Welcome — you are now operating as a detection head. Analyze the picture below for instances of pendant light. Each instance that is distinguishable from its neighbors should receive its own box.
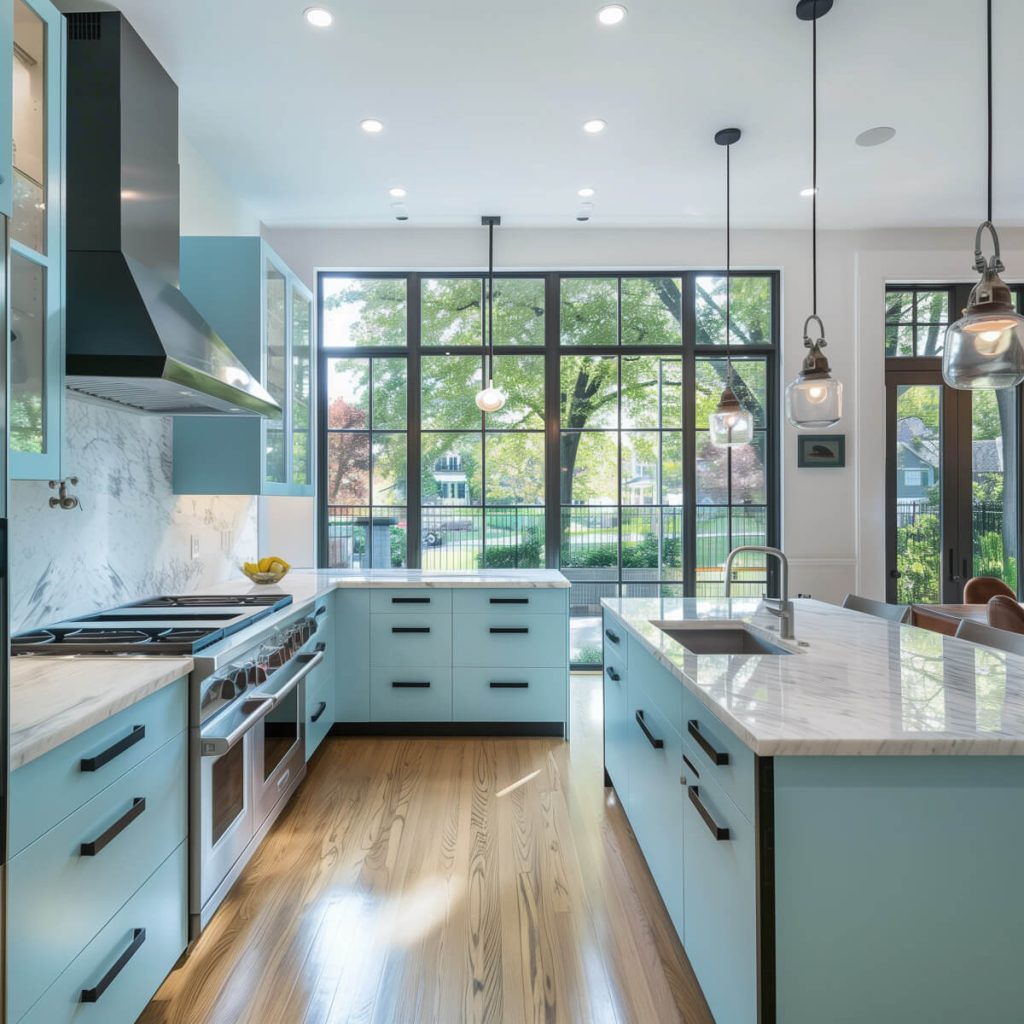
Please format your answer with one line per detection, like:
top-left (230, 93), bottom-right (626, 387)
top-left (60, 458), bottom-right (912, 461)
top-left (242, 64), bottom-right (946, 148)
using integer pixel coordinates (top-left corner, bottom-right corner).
top-left (941, 0), bottom-right (1024, 390)
top-left (475, 215), bottom-right (506, 413)
top-left (786, 0), bottom-right (843, 430)
top-left (709, 128), bottom-right (754, 448)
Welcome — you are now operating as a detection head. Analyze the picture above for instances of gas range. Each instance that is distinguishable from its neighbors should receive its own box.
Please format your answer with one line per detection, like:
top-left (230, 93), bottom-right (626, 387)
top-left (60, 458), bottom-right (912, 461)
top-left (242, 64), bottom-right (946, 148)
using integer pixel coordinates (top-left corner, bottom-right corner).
top-left (11, 593), bottom-right (294, 655)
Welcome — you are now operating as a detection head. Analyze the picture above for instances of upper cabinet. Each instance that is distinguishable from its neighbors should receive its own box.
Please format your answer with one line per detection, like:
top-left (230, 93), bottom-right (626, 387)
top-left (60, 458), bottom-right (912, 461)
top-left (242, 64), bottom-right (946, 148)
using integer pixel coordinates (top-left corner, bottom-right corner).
top-left (173, 238), bottom-right (314, 496)
top-left (9, 0), bottom-right (64, 480)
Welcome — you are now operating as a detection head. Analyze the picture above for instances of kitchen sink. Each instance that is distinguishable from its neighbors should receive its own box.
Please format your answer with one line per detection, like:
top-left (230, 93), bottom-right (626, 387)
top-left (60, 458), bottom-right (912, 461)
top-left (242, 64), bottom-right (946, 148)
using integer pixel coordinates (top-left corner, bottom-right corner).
top-left (651, 619), bottom-right (793, 656)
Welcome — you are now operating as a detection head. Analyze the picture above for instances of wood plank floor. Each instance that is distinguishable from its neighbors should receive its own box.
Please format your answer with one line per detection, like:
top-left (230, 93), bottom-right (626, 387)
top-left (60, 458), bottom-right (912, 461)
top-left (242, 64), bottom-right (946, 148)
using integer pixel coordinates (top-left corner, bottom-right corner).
top-left (140, 675), bottom-right (713, 1024)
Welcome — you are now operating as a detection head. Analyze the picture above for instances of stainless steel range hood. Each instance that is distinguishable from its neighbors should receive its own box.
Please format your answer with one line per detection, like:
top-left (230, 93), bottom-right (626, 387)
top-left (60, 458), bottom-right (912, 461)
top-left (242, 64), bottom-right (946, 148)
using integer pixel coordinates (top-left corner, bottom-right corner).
top-left (64, 12), bottom-right (279, 417)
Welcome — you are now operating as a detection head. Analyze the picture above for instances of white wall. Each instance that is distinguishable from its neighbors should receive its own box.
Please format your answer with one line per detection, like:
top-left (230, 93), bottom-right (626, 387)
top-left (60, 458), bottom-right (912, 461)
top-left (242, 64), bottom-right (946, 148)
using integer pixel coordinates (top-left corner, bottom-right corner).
top-left (262, 223), bottom-right (1024, 600)
top-left (179, 132), bottom-right (261, 237)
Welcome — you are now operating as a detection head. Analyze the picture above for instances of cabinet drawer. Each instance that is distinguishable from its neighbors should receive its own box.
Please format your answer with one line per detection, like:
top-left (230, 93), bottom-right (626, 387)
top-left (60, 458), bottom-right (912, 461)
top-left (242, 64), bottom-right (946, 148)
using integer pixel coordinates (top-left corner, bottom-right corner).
top-left (10, 679), bottom-right (187, 856)
top-left (8, 732), bottom-right (188, 1022)
top-left (19, 842), bottom-right (188, 1024)
top-left (601, 612), bottom-right (628, 666)
top-left (452, 588), bottom-right (566, 615)
top-left (305, 674), bottom-right (334, 760)
top-left (452, 614), bottom-right (566, 667)
top-left (370, 589), bottom-right (451, 613)
top-left (684, 699), bottom-right (755, 822)
top-left (370, 667), bottom-right (453, 722)
top-left (627, 635), bottom-right (684, 736)
top-left (452, 667), bottom-right (566, 723)
top-left (370, 614), bottom-right (452, 667)
top-left (682, 768), bottom-right (757, 1024)
top-left (602, 653), bottom-right (629, 796)
top-left (335, 589), bottom-right (370, 723)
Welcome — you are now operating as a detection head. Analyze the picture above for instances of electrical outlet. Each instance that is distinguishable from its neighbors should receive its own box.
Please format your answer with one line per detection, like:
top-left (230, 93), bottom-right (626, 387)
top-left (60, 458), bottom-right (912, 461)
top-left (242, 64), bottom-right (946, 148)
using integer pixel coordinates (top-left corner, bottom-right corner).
top-left (191, 535), bottom-right (200, 560)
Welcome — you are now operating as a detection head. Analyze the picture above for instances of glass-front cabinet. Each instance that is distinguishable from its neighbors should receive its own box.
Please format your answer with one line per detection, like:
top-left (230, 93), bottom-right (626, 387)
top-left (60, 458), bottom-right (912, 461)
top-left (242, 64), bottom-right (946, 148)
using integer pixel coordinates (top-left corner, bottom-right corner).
top-left (173, 238), bottom-right (314, 496)
top-left (9, 0), bottom-right (64, 479)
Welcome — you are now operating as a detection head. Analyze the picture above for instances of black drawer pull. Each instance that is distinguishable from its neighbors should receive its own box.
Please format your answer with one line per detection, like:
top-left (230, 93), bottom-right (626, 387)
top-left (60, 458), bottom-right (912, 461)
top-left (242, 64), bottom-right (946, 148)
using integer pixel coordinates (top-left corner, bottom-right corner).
top-left (392, 626), bottom-right (431, 634)
top-left (311, 701), bottom-right (327, 723)
top-left (635, 710), bottom-right (663, 749)
top-left (490, 597), bottom-right (528, 605)
top-left (80, 797), bottom-right (146, 856)
top-left (489, 681), bottom-right (529, 689)
top-left (392, 596), bottom-right (430, 604)
top-left (688, 719), bottom-right (730, 766)
top-left (605, 665), bottom-right (621, 682)
top-left (392, 680), bottom-right (431, 688)
top-left (314, 642), bottom-right (326, 653)
top-left (489, 627), bottom-right (529, 634)
top-left (605, 628), bottom-right (620, 644)
top-left (81, 928), bottom-right (146, 1003)
top-left (682, 754), bottom-right (700, 778)
top-left (689, 786), bottom-right (730, 841)
top-left (315, 606), bottom-right (327, 617)
top-left (80, 725), bottom-right (145, 772)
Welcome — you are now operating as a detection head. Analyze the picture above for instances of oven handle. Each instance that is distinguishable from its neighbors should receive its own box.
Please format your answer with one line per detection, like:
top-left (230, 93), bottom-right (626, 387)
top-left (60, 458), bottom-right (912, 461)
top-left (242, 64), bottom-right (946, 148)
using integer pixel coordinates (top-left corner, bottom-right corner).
top-left (199, 696), bottom-right (274, 757)
top-left (263, 650), bottom-right (325, 706)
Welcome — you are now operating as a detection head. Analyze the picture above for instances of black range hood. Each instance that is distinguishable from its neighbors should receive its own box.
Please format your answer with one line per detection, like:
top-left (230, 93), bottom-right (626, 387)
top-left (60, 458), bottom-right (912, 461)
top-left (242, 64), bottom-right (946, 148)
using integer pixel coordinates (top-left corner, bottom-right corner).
top-left (64, 11), bottom-right (278, 417)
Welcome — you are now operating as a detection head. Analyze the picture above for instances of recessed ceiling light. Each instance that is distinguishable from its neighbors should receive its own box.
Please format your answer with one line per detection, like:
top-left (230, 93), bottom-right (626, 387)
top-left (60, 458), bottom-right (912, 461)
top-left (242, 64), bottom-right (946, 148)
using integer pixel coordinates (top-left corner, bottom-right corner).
top-left (389, 187), bottom-right (407, 198)
top-left (304, 7), bottom-right (333, 28)
top-left (360, 118), bottom-right (384, 134)
top-left (597, 4), bottom-right (627, 25)
top-left (855, 125), bottom-right (896, 147)
top-left (577, 187), bottom-right (596, 198)
top-left (583, 119), bottom-right (607, 134)
top-left (800, 186), bottom-right (817, 197)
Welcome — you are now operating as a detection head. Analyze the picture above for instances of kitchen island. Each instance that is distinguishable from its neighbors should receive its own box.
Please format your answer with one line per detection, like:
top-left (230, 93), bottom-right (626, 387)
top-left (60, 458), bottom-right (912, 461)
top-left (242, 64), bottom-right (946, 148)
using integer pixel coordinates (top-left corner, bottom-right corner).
top-left (602, 596), bottom-right (1024, 1024)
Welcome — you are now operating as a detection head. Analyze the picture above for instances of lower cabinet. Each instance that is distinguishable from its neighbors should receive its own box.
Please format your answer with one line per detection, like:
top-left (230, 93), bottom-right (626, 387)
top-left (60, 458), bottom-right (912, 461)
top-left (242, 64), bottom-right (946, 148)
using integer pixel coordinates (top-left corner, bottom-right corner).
top-left (370, 666), bottom-right (453, 721)
top-left (335, 589), bottom-right (371, 722)
top-left (452, 666), bottom-right (565, 722)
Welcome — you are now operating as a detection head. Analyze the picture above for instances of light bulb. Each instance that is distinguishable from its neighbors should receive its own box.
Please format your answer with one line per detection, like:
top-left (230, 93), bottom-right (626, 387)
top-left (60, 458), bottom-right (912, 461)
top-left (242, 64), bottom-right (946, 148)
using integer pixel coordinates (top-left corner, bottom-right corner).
top-left (805, 384), bottom-right (828, 405)
top-left (964, 318), bottom-right (1017, 356)
top-left (475, 380), bottom-right (506, 413)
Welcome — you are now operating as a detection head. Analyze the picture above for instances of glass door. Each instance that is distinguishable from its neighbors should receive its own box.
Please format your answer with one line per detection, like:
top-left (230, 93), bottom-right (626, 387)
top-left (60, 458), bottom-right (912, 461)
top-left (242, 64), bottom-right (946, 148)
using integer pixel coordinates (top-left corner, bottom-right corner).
top-left (291, 284), bottom-right (313, 488)
top-left (263, 257), bottom-right (288, 485)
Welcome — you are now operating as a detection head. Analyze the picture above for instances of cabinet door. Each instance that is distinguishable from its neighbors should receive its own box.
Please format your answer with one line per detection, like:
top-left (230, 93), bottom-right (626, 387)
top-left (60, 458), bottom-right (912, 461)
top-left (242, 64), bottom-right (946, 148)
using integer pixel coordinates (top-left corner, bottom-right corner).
top-left (262, 253), bottom-right (288, 486)
top-left (290, 279), bottom-right (313, 490)
top-left (10, 0), bottom-right (62, 480)
top-left (602, 640), bottom-right (628, 797)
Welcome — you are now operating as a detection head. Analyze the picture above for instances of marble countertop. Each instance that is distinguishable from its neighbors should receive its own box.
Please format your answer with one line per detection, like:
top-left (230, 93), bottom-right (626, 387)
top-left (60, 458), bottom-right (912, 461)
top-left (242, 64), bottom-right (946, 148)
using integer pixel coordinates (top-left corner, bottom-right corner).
top-left (11, 655), bottom-right (193, 770)
top-left (602, 596), bottom-right (1024, 756)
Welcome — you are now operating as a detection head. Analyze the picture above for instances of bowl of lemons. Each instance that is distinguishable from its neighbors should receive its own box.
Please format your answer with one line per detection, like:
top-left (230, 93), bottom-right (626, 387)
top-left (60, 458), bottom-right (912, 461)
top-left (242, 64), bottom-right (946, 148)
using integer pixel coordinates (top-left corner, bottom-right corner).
top-left (242, 556), bottom-right (291, 585)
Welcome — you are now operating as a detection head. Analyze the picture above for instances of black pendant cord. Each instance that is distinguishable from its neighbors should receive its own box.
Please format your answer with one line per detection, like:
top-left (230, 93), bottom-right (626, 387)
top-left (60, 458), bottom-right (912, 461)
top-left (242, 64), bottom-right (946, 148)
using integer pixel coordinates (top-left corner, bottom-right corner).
top-left (725, 140), bottom-right (732, 385)
top-left (811, 14), bottom-right (817, 317)
top-left (986, 0), bottom-right (992, 224)
top-left (487, 220), bottom-right (495, 380)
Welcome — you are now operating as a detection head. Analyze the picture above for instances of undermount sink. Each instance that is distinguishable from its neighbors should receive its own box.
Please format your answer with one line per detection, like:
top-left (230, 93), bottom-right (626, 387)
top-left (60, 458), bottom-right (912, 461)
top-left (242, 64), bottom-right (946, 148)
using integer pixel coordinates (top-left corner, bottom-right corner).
top-left (651, 619), bottom-right (794, 656)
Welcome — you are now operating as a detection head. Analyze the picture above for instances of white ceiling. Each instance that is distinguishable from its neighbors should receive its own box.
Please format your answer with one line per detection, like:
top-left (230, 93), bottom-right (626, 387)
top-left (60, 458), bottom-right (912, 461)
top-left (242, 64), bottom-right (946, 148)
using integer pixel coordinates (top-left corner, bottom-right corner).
top-left (103, 0), bottom-right (1024, 229)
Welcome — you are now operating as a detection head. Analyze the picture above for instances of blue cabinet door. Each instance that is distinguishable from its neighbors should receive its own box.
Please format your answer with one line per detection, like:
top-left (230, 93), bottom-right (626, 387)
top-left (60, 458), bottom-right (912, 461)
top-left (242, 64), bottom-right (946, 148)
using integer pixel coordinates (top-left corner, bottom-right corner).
top-left (602, 631), bottom-right (629, 797)
top-left (334, 589), bottom-right (370, 722)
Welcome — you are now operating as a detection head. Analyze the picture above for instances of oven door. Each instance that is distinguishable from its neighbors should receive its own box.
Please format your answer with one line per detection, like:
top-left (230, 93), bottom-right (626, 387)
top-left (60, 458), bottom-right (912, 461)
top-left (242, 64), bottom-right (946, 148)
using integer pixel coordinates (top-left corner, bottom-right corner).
top-left (196, 696), bottom-right (272, 909)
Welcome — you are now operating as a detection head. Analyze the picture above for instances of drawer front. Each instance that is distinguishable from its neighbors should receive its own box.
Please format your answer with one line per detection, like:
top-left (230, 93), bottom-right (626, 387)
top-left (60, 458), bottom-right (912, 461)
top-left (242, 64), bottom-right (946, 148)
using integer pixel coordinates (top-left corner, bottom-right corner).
top-left (370, 613), bottom-right (452, 667)
top-left (10, 679), bottom-right (187, 856)
top-left (452, 614), bottom-right (566, 668)
top-left (685, 699), bottom-right (755, 822)
top-left (19, 842), bottom-right (188, 1024)
top-left (627, 634), bottom-right (684, 736)
top-left (452, 667), bottom-right (566, 723)
top-left (602, 655), bottom-right (629, 797)
top-left (370, 667), bottom-right (453, 722)
top-left (370, 588), bottom-right (452, 613)
top-left (452, 588), bottom-right (567, 615)
top-left (681, 768), bottom-right (757, 1024)
top-left (9, 732), bottom-right (188, 1022)
top-left (305, 674), bottom-right (334, 760)
top-left (601, 612), bottom-right (628, 666)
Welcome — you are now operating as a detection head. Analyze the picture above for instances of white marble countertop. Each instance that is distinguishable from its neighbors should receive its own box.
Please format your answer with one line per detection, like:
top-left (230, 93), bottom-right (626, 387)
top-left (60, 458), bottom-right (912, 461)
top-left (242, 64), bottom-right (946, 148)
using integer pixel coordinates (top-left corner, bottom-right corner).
top-left (10, 655), bottom-right (193, 770)
top-left (602, 596), bottom-right (1024, 756)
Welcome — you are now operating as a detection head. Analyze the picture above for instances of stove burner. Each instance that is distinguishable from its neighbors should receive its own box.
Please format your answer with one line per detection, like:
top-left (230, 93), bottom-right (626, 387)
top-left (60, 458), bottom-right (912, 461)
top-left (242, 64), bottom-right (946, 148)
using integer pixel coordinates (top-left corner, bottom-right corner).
top-left (150, 629), bottom-right (214, 644)
top-left (64, 628), bottom-right (153, 645)
top-left (12, 629), bottom-right (56, 646)
top-left (133, 595), bottom-right (287, 608)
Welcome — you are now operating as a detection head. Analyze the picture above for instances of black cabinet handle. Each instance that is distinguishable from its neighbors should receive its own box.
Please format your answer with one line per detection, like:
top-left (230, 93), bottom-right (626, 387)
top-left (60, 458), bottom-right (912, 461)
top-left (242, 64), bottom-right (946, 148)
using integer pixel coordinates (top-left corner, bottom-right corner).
top-left (80, 797), bottom-right (146, 856)
top-left (392, 596), bottom-right (430, 604)
top-left (392, 680), bottom-right (431, 688)
top-left (314, 642), bottom-right (326, 653)
top-left (635, 710), bottom-right (664, 749)
top-left (489, 681), bottom-right (529, 689)
top-left (80, 928), bottom-right (146, 1003)
top-left (311, 701), bottom-right (327, 723)
top-left (605, 665), bottom-right (621, 682)
top-left (688, 719), bottom-right (730, 766)
top-left (605, 628), bottom-right (620, 644)
top-left (80, 725), bottom-right (145, 773)
top-left (688, 786), bottom-right (730, 841)
top-left (682, 754), bottom-right (700, 778)
top-left (490, 597), bottom-right (528, 605)
top-left (392, 626), bottom-right (431, 634)
top-left (489, 627), bottom-right (529, 634)
top-left (315, 606), bottom-right (327, 617)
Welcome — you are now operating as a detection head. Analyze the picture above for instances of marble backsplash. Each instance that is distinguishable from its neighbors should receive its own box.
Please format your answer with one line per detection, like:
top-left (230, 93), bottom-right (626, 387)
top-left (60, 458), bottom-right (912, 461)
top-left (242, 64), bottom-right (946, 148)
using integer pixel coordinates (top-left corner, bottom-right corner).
top-left (10, 397), bottom-right (258, 633)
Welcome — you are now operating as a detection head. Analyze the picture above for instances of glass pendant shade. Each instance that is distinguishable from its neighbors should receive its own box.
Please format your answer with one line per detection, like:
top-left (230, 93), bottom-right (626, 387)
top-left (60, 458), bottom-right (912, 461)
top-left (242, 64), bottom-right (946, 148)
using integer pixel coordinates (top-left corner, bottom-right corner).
top-left (786, 315), bottom-right (843, 429)
top-left (709, 385), bottom-right (754, 447)
top-left (942, 224), bottom-right (1024, 390)
top-left (475, 379), bottom-right (506, 413)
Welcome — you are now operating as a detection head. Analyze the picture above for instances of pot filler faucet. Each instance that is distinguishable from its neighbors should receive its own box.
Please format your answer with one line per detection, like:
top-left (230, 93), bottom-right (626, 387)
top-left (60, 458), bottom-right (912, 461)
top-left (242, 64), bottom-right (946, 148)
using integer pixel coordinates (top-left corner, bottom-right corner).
top-left (723, 545), bottom-right (795, 641)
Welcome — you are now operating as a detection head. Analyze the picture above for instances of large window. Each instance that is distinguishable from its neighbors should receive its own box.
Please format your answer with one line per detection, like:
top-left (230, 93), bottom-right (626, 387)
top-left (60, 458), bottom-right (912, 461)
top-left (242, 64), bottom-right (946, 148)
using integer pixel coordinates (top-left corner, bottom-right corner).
top-left (319, 271), bottom-right (779, 665)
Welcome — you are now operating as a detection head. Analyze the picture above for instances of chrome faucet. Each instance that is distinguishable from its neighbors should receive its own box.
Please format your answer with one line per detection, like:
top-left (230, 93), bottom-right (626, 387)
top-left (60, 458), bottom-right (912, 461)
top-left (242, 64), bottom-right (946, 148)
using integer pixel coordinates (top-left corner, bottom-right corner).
top-left (723, 545), bottom-right (795, 640)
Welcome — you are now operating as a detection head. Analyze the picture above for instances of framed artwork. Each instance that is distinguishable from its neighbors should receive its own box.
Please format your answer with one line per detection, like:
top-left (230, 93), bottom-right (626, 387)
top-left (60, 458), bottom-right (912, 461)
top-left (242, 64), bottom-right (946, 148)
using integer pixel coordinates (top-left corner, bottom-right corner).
top-left (797, 434), bottom-right (845, 468)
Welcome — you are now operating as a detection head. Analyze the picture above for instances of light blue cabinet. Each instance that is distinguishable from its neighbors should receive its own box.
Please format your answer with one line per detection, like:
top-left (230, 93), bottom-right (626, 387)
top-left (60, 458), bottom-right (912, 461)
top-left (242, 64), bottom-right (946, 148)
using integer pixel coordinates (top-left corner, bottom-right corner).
top-left (0, 0), bottom-right (12, 218)
top-left (10, 0), bottom-right (65, 480)
top-left (601, 617), bottom-right (628, 793)
top-left (174, 237), bottom-right (314, 496)
top-left (305, 597), bottom-right (335, 760)
top-left (334, 589), bottom-right (371, 722)
top-left (370, 666), bottom-right (453, 722)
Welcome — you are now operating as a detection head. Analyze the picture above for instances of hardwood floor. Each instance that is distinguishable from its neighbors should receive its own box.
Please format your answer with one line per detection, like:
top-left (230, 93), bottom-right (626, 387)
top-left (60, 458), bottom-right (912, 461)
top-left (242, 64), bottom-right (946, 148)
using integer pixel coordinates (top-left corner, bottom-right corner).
top-left (140, 675), bottom-right (713, 1024)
